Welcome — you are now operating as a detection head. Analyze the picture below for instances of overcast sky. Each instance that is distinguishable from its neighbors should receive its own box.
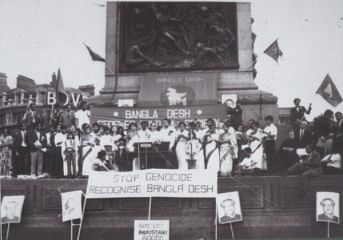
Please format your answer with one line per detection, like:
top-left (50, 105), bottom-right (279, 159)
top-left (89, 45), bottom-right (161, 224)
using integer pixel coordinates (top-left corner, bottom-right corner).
top-left (0, 0), bottom-right (342, 120)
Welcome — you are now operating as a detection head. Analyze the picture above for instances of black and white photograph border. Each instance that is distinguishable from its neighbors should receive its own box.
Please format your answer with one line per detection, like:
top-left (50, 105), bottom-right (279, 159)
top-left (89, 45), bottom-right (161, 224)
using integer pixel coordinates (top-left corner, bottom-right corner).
top-left (0, 0), bottom-right (343, 239)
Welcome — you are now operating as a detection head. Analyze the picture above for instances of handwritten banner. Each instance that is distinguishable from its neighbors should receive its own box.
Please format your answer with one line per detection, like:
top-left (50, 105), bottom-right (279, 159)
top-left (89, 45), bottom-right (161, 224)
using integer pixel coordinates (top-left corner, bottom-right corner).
top-left (86, 169), bottom-right (217, 199)
top-left (134, 220), bottom-right (169, 240)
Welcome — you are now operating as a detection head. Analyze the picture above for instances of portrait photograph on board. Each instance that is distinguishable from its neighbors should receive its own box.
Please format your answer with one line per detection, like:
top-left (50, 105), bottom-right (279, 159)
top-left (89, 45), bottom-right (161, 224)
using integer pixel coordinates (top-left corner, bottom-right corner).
top-left (61, 190), bottom-right (83, 222)
top-left (1, 195), bottom-right (25, 224)
top-left (316, 192), bottom-right (340, 224)
top-left (217, 191), bottom-right (243, 224)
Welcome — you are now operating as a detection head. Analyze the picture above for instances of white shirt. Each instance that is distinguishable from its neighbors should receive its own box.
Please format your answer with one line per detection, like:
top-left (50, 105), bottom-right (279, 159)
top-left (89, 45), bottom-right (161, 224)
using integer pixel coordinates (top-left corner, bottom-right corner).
top-left (322, 154), bottom-right (342, 169)
top-left (54, 132), bottom-right (66, 147)
top-left (75, 110), bottom-right (91, 129)
top-left (149, 131), bottom-right (161, 143)
top-left (100, 135), bottom-right (114, 147)
top-left (239, 156), bottom-right (257, 169)
top-left (137, 129), bottom-right (152, 142)
top-left (21, 130), bottom-right (27, 147)
top-left (159, 126), bottom-right (176, 142)
top-left (194, 129), bottom-right (206, 141)
top-left (263, 124), bottom-right (278, 140)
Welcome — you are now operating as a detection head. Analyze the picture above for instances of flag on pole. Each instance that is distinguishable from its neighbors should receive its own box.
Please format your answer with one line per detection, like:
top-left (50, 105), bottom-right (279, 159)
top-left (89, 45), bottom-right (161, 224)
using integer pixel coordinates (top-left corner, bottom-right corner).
top-left (56, 69), bottom-right (67, 106)
top-left (316, 74), bottom-right (343, 107)
top-left (84, 43), bottom-right (105, 62)
top-left (264, 39), bottom-right (283, 62)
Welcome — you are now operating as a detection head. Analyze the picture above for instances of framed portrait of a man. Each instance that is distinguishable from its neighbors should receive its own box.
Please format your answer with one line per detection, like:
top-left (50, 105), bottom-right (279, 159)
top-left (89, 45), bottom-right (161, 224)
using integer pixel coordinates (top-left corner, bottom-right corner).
top-left (1, 195), bottom-right (25, 224)
top-left (221, 94), bottom-right (237, 109)
top-left (217, 191), bottom-right (243, 224)
top-left (61, 190), bottom-right (83, 222)
top-left (316, 192), bottom-right (340, 224)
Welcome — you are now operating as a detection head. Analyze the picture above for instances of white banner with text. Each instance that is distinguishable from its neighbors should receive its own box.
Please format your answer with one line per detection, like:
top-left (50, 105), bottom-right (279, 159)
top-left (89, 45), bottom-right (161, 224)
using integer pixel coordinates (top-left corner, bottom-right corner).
top-left (86, 169), bottom-right (217, 199)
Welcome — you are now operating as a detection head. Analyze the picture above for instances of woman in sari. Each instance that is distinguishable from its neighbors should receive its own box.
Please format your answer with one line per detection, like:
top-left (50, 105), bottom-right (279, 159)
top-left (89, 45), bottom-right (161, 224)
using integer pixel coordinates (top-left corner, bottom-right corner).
top-left (81, 125), bottom-right (96, 176)
top-left (182, 129), bottom-right (204, 169)
top-left (0, 128), bottom-right (13, 176)
top-left (172, 122), bottom-right (189, 170)
top-left (218, 123), bottom-right (235, 176)
top-left (246, 120), bottom-right (266, 172)
top-left (126, 123), bottom-right (140, 170)
top-left (203, 124), bottom-right (220, 172)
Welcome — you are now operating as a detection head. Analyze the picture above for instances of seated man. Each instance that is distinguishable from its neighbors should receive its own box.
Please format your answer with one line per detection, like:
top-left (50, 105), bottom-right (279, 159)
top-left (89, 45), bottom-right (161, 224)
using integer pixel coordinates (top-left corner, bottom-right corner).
top-left (278, 130), bottom-right (299, 172)
top-left (321, 146), bottom-right (342, 175)
top-left (236, 147), bottom-right (264, 176)
top-left (287, 144), bottom-right (322, 198)
top-left (287, 144), bottom-right (322, 176)
top-left (92, 150), bottom-right (113, 172)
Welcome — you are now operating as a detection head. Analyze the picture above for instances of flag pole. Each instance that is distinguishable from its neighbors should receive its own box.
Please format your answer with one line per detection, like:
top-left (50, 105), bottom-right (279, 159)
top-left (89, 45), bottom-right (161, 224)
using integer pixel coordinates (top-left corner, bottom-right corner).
top-left (215, 203), bottom-right (218, 240)
top-left (310, 93), bottom-right (317, 104)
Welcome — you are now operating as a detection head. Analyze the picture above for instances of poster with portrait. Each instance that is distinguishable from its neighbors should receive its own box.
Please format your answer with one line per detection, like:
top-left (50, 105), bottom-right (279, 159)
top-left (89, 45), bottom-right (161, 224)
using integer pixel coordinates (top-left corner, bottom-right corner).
top-left (61, 190), bottom-right (83, 222)
top-left (217, 191), bottom-right (243, 224)
top-left (221, 94), bottom-right (237, 108)
top-left (316, 192), bottom-right (340, 224)
top-left (1, 195), bottom-right (25, 224)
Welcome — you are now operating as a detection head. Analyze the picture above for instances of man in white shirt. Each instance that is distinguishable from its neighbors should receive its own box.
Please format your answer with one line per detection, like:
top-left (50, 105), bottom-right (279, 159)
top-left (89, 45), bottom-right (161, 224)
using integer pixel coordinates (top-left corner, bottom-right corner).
top-left (54, 125), bottom-right (66, 178)
top-left (193, 121), bottom-right (206, 142)
top-left (322, 147), bottom-right (342, 175)
top-left (159, 119), bottom-right (175, 143)
top-left (263, 115), bottom-right (278, 173)
top-left (137, 121), bottom-right (152, 142)
top-left (149, 122), bottom-right (161, 143)
top-left (75, 102), bottom-right (91, 130)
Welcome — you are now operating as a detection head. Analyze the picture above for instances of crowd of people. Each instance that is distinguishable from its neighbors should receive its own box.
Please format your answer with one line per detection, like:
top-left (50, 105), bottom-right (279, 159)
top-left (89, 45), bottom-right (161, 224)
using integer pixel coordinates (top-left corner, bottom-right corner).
top-left (0, 98), bottom-right (342, 180)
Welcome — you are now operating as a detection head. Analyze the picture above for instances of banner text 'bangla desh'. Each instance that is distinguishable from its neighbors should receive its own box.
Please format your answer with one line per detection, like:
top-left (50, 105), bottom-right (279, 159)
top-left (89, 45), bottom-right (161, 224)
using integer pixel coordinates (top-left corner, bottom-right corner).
top-left (86, 169), bottom-right (218, 199)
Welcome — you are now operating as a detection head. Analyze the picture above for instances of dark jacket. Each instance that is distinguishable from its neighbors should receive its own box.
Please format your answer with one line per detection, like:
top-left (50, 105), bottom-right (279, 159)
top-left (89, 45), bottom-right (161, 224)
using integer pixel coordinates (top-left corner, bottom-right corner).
top-left (26, 130), bottom-right (46, 152)
top-left (13, 130), bottom-right (28, 150)
top-left (23, 110), bottom-right (40, 126)
top-left (306, 151), bottom-right (322, 174)
top-left (290, 106), bottom-right (310, 126)
top-left (295, 128), bottom-right (313, 148)
top-left (317, 213), bottom-right (339, 223)
top-left (220, 214), bottom-right (242, 223)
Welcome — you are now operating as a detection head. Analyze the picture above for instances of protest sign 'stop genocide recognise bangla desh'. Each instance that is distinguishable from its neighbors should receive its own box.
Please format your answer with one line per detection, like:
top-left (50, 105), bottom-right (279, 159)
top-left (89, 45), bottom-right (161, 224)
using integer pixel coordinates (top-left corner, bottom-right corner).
top-left (86, 169), bottom-right (218, 199)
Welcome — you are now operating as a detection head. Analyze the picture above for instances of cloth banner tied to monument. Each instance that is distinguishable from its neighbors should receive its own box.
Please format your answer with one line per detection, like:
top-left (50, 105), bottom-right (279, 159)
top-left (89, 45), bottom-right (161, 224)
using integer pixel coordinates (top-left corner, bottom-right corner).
top-left (91, 104), bottom-right (227, 129)
top-left (86, 169), bottom-right (218, 199)
top-left (138, 73), bottom-right (218, 107)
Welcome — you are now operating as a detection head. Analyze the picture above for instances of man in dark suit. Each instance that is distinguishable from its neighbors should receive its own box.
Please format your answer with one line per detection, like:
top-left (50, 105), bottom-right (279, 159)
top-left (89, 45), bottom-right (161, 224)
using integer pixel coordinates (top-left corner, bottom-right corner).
top-left (335, 112), bottom-right (343, 134)
top-left (22, 103), bottom-right (40, 127)
top-left (13, 123), bottom-right (30, 176)
top-left (287, 144), bottom-right (322, 198)
top-left (290, 98), bottom-right (312, 131)
top-left (334, 111), bottom-right (343, 156)
top-left (294, 121), bottom-right (313, 148)
top-left (219, 199), bottom-right (242, 223)
top-left (27, 123), bottom-right (45, 176)
top-left (317, 198), bottom-right (339, 224)
top-left (278, 130), bottom-right (299, 172)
